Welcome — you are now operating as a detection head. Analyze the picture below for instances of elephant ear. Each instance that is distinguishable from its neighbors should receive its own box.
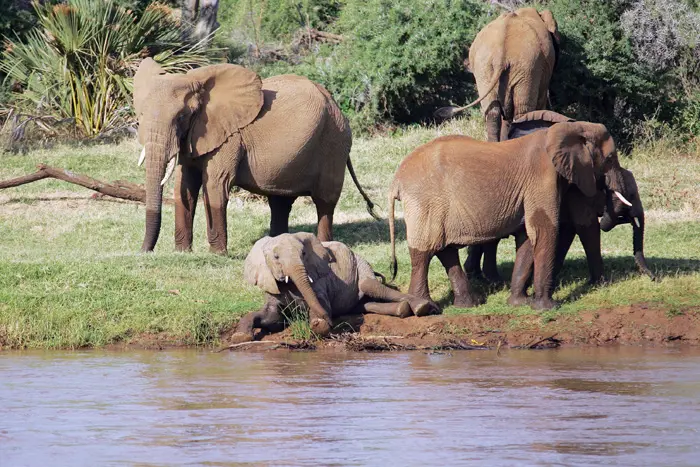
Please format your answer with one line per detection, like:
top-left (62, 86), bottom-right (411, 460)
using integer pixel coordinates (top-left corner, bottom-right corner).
top-left (539, 10), bottom-right (560, 43)
top-left (133, 58), bottom-right (166, 117)
top-left (295, 232), bottom-right (334, 280)
top-left (546, 122), bottom-right (597, 198)
top-left (244, 236), bottom-right (280, 295)
top-left (186, 64), bottom-right (264, 158)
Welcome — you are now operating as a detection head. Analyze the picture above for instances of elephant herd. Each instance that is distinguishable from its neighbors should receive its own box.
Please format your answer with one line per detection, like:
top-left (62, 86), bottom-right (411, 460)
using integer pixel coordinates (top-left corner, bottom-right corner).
top-left (132, 7), bottom-right (655, 340)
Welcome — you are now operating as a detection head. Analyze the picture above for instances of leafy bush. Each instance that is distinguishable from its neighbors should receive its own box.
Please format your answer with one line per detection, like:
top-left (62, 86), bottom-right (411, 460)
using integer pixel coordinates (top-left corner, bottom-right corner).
top-left (253, 0), bottom-right (490, 131)
top-left (1, 0), bottom-right (219, 137)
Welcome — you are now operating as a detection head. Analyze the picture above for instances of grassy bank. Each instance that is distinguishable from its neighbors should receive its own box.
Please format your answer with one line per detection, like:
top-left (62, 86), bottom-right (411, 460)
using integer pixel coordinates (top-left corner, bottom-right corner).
top-left (1, 117), bottom-right (699, 349)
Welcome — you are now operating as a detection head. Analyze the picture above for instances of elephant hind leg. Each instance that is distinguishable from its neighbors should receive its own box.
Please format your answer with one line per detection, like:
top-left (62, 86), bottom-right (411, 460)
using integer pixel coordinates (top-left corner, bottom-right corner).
top-left (464, 245), bottom-right (484, 279)
top-left (363, 301), bottom-right (413, 318)
top-left (313, 198), bottom-right (336, 242)
top-left (485, 100), bottom-right (503, 142)
top-left (268, 196), bottom-right (296, 237)
top-left (408, 247), bottom-right (434, 302)
top-left (436, 247), bottom-right (481, 308)
top-left (359, 278), bottom-right (439, 317)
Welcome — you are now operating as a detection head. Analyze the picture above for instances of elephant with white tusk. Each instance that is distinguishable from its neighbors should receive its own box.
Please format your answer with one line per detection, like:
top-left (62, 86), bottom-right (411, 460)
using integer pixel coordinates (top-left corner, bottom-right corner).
top-left (132, 58), bottom-right (377, 255)
top-left (388, 121), bottom-right (629, 310)
top-left (459, 111), bottom-right (656, 305)
top-left (231, 232), bottom-right (438, 343)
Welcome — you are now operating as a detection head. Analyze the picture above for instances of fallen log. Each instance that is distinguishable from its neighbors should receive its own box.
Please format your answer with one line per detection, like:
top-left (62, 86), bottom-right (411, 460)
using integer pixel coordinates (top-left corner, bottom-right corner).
top-left (0, 164), bottom-right (161, 204)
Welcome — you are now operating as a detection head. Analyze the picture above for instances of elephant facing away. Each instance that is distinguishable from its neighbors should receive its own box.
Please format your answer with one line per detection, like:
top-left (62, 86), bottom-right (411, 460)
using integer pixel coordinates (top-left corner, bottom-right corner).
top-left (464, 111), bottom-right (655, 298)
top-left (388, 121), bottom-right (628, 310)
top-left (435, 8), bottom-right (560, 142)
top-left (231, 232), bottom-right (438, 342)
top-left (133, 58), bottom-right (376, 254)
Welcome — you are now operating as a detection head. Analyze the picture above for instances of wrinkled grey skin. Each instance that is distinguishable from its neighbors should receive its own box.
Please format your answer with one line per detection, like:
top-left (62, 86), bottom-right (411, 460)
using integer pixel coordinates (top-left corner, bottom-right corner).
top-left (231, 232), bottom-right (438, 343)
top-left (463, 110), bottom-right (655, 304)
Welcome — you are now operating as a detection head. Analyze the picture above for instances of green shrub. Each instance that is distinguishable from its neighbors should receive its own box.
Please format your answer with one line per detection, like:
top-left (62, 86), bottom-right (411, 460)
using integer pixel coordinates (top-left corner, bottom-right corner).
top-left (1, 0), bottom-right (220, 137)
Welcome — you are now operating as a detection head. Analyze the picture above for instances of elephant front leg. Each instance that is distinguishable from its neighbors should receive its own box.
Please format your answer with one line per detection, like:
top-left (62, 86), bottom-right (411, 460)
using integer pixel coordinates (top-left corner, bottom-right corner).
top-left (463, 245), bottom-right (484, 279)
top-left (553, 223), bottom-right (577, 281)
top-left (576, 222), bottom-right (604, 284)
top-left (202, 174), bottom-right (230, 255)
top-left (481, 240), bottom-right (503, 284)
top-left (230, 298), bottom-right (283, 343)
top-left (436, 246), bottom-right (480, 308)
top-left (362, 301), bottom-right (413, 318)
top-left (174, 165), bottom-right (202, 252)
top-left (508, 231), bottom-right (533, 307)
top-left (359, 278), bottom-right (439, 317)
top-left (529, 227), bottom-right (558, 311)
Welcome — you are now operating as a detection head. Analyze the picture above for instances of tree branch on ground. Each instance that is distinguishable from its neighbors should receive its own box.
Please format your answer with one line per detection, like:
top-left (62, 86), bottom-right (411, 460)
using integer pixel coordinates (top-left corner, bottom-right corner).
top-left (0, 164), bottom-right (172, 204)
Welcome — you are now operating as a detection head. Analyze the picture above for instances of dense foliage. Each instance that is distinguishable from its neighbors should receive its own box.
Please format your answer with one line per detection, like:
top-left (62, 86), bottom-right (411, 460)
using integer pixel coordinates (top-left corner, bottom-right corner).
top-left (2, 0), bottom-right (698, 142)
top-left (1, 0), bottom-right (218, 136)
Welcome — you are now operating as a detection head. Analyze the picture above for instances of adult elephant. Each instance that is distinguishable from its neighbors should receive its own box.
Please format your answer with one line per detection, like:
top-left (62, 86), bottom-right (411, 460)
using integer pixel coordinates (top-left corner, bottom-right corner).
top-left (509, 166), bottom-right (656, 305)
top-left (435, 7), bottom-right (560, 142)
top-left (133, 58), bottom-right (376, 254)
top-left (233, 232), bottom-right (437, 341)
top-left (465, 111), bottom-right (655, 290)
top-left (388, 121), bottom-right (628, 310)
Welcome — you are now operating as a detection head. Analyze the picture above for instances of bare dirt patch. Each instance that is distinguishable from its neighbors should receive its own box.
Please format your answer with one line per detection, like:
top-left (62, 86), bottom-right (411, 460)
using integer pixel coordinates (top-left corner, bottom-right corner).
top-left (214, 303), bottom-right (700, 352)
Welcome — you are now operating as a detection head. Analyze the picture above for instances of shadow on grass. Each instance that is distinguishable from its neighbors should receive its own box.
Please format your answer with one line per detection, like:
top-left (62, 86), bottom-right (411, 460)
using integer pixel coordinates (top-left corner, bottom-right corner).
top-left (428, 255), bottom-right (700, 310)
top-left (282, 218), bottom-right (405, 247)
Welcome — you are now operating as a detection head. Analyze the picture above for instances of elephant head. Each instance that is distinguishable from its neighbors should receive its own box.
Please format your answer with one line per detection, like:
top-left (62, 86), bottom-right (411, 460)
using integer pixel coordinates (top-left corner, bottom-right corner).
top-left (600, 168), bottom-right (656, 280)
top-left (132, 58), bottom-right (264, 252)
top-left (244, 232), bottom-right (334, 335)
top-left (546, 121), bottom-right (626, 200)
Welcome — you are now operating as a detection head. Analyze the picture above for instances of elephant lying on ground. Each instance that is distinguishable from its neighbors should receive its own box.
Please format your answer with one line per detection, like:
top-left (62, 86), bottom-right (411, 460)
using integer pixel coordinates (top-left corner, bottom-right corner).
top-left (231, 232), bottom-right (437, 342)
top-left (435, 7), bottom-right (560, 142)
top-left (388, 121), bottom-right (629, 310)
top-left (133, 58), bottom-right (376, 254)
top-left (463, 111), bottom-right (656, 298)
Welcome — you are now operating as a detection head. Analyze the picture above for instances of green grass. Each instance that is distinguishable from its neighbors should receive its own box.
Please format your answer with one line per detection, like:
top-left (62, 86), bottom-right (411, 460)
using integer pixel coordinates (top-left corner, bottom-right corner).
top-left (1, 117), bottom-right (699, 349)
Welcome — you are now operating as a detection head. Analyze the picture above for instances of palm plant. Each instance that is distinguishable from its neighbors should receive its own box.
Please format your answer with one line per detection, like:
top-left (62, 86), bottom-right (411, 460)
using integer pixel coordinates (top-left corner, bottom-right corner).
top-left (1, 0), bottom-right (221, 136)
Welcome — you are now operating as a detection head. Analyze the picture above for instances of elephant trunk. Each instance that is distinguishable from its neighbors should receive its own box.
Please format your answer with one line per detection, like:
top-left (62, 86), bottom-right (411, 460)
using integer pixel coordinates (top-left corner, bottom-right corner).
top-left (141, 143), bottom-right (169, 252)
top-left (599, 211), bottom-right (615, 232)
top-left (632, 214), bottom-right (656, 281)
top-left (286, 264), bottom-right (332, 336)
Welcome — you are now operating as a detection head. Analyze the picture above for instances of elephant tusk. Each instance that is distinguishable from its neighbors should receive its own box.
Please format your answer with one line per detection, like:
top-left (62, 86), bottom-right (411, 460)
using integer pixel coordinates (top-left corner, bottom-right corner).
top-left (634, 217), bottom-right (641, 228)
top-left (285, 276), bottom-right (289, 284)
top-left (614, 191), bottom-right (633, 207)
top-left (138, 147), bottom-right (146, 167)
top-left (160, 158), bottom-right (176, 186)
top-left (309, 276), bottom-right (314, 283)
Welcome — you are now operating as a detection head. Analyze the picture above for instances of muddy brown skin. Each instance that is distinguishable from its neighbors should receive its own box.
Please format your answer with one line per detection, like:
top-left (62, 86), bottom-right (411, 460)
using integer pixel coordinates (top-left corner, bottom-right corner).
top-left (389, 121), bottom-right (627, 311)
top-left (435, 8), bottom-right (560, 142)
top-left (133, 59), bottom-right (375, 255)
top-left (232, 232), bottom-right (438, 343)
top-left (462, 111), bottom-right (655, 305)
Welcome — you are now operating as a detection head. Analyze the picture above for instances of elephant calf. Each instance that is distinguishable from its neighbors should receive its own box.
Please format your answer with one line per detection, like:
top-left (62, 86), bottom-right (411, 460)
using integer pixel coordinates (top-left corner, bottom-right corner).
top-left (231, 232), bottom-right (437, 343)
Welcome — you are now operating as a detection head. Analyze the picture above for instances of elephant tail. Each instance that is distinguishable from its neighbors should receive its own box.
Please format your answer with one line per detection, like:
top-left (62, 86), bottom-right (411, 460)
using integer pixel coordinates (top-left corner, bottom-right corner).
top-left (347, 157), bottom-right (381, 220)
top-left (389, 184), bottom-right (399, 282)
top-left (434, 64), bottom-right (508, 120)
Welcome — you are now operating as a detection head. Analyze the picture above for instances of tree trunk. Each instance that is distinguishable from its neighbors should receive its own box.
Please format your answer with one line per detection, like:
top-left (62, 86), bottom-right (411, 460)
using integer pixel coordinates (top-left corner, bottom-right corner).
top-left (181, 0), bottom-right (220, 43)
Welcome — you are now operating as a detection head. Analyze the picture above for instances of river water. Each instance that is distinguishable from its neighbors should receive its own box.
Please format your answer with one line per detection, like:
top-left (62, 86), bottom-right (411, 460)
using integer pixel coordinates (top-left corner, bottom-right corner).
top-left (2, 347), bottom-right (700, 466)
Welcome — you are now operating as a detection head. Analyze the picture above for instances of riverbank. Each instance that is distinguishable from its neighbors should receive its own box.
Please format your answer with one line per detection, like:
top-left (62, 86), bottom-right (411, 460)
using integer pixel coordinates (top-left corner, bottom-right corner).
top-left (1, 117), bottom-right (699, 350)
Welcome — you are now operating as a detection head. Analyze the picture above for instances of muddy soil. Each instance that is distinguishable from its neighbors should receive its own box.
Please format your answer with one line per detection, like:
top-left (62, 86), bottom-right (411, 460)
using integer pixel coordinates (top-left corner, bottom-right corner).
top-left (211, 302), bottom-right (700, 352)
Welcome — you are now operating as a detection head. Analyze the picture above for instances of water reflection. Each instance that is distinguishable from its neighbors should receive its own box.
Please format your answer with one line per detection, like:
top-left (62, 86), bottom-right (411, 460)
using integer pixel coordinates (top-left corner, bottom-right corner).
top-left (2, 347), bottom-right (700, 466)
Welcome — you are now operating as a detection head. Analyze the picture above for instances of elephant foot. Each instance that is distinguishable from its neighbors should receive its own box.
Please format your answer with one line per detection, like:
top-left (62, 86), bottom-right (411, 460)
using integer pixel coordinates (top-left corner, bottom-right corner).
top-left (531, 297), bottom-right (558, 311)
top-left (409, 298), bottom-right (440, 317)
top-left (310, 318), bottom-right (332, 337)
top-left (209, 246), bottom-right (228, 256)
top-left (452, 294), bottom-right (480, 308)
top-left (229, 332), bottom-right (254, 345)
top-left (588, 275), bottom-right (606, 286)
top-left (507, 294), bottom-right (530, 307)
top-left (396, 301), bottom-right (413, 319)
top-left (483, 271), bottom-right (505, 286)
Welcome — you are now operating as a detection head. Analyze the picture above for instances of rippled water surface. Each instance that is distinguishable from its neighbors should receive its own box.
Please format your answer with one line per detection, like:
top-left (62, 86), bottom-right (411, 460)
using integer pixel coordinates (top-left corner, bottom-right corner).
top-left (2, 347), bottom-right (700, 466)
